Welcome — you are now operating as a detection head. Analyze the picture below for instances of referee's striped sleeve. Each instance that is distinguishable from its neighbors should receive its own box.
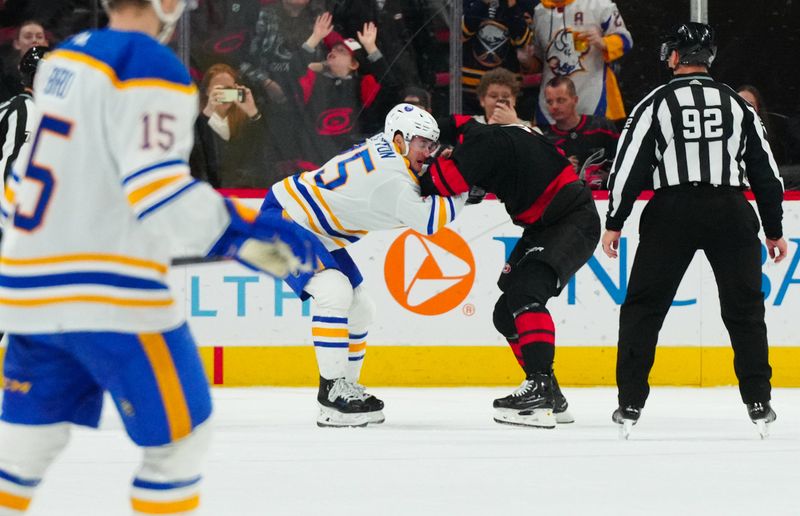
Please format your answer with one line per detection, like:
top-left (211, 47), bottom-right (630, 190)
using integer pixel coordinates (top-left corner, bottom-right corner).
top-left (606, 87), bottom-right (664, 231)
top-left (0, 98), bottom-right (29, 182)
top-left (739, 99), bottom-right (784, 239)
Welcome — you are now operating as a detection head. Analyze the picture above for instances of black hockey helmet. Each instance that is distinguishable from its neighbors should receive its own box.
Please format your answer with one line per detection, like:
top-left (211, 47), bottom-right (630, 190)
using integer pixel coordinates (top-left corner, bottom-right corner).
top-left (659, 22), bottom-right (716, 67)
top-left (19, 45), bottom-right (50, 88)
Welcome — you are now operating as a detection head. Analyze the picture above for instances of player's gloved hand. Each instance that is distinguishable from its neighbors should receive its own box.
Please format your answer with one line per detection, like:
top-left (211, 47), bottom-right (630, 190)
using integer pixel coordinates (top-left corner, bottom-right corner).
top-left (466, 185), bottom-right (487, 205)
top-left (236, 217), bottom-right (316, 279)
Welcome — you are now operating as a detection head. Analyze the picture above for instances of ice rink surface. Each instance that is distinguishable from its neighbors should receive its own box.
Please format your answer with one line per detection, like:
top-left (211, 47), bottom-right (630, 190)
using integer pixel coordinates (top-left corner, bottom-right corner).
top-left (23, 387), bottom-right (800, 516)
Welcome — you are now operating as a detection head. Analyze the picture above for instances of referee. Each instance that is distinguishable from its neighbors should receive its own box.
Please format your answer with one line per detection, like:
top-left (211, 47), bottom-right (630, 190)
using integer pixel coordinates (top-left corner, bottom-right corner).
top-left (600, 23), bottom-right (787, 438)
top-left (0, 46), bottom-right (49, 185)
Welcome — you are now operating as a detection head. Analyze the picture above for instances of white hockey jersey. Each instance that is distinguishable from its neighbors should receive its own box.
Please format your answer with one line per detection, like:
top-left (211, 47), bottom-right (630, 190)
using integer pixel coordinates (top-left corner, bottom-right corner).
top-left (0, 29), bottom-right (235, 334)
top-left (271, 134), bottom-right (467, 251)
top-left (533, 0), bottom-right (632, 124)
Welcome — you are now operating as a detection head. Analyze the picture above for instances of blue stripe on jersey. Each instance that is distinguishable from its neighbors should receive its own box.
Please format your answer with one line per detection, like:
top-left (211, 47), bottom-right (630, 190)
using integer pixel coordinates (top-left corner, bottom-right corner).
top-left (0, 272), bottom-right (168, 290)
top-left (314, 341), bottom-right (349, 348)
top-left (0, 468), bottom-right (41, 488)
top-left (292, 176), bottom-right (359, 244)
top-left (349, 332), bottom-right (368, 340)
top-left (59, 29), bottom-right (192, 86)
top-left (133, 476), bottom-right (201, 491)
top-left (446, 197), bottom-right (455, 222)
top-left (348, 355), bottom-right (365, 362)
top-left (123, 159), bottom-right (186, 185)
top-left (620, 34), bottom-right (633, 52)
top-left (0, 207), bottom-right (7, 218)
top-left (427, 198), bottom-right (437, 234)
top-left (137, 180), bottom-right (200, 220)
top-left (313, 315), bottom-right (348, 324)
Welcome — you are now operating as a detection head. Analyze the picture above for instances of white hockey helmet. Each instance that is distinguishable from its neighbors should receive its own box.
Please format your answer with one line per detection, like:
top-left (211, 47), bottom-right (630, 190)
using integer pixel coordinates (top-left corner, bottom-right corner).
top-left (102, 0), bottom-right (190, 43)
top-left (384, 103), bottom-right (440, 156)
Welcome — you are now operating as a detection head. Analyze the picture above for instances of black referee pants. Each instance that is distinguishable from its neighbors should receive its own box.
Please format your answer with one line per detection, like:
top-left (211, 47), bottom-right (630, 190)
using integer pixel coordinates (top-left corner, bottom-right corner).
top-left (616, 183), bottom-right (772, 408)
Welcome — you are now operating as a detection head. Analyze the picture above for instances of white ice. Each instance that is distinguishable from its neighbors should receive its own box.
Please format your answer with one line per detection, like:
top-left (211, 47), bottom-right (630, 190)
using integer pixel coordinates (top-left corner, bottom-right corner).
top-left (24, 387), bottom-right (800, 516)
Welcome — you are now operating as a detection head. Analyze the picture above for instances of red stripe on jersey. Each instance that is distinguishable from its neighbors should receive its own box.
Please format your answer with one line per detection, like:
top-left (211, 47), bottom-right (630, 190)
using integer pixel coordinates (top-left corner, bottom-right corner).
top-left (360, 74), bottom-right (381, 108)
top-left (582, 127), bottom-right (619, 138)
top-left (513, 165), bottom-right (579, 225)
top-left (299, 69), bottom-right (317, 105)
top-left (430, 157), bottom-right (470, 196)
top-left (453, 115), bottom-right (473, 128)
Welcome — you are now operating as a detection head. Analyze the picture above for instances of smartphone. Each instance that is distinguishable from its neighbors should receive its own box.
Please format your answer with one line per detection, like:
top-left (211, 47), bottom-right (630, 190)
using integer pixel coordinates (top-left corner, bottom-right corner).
top-left (218, 88), bottom-right (245, 103)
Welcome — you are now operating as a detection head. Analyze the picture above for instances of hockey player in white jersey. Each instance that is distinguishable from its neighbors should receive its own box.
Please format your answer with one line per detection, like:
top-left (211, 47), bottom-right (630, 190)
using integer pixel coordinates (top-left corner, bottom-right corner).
top-left (0, 1), bottom-right (315, 514)
top-left (263, 103), bottom-right (468, 427)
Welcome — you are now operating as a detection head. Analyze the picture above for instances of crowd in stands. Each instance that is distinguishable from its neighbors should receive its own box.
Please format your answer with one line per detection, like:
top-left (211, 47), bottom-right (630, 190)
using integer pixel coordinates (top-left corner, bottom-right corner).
top-left (2, 0), bottom-right (800, 190)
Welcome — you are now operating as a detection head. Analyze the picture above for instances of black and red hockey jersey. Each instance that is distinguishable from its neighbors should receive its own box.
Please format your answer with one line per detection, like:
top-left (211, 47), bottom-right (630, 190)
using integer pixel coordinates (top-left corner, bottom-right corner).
top-left (420, 119), bottom-right (580, 226)
top-left (541, 114), bottom-right (619, 188)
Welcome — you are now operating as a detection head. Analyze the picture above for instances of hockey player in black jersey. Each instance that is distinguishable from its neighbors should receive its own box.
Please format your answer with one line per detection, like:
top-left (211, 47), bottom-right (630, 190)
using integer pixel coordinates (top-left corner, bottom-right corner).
top-left (420, 119), bottom-right (600, 428)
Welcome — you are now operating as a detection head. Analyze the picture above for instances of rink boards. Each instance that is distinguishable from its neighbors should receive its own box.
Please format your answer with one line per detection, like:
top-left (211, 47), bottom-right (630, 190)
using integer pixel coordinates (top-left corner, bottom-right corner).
top-left (175, 192), bottom-right (800, 387)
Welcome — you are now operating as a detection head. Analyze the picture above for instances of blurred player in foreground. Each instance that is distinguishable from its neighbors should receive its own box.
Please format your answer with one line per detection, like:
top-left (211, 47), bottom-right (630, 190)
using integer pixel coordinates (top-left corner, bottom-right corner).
top-left (0, 1), bottom-right (314, 514)
top-left (261, 103), bottom-right (467, 427)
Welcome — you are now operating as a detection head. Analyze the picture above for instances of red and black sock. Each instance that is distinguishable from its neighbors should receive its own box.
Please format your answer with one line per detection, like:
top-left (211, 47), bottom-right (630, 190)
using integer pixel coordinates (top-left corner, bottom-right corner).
top-left (507, 337), bottom-right (524, 368)
top-left (514, 308), bottom-right (555, 375)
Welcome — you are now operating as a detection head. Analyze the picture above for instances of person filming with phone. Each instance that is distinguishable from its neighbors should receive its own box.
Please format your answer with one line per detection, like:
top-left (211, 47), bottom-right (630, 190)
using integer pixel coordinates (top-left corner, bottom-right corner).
top-left (192, 63), bottom-right (277, 188)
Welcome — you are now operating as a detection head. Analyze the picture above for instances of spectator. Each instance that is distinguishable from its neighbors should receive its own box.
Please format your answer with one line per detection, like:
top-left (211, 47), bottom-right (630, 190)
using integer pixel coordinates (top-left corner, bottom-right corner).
top-left (326, 0), bottom-right (431, 91)
top-left (531, 0), bottom-right (632, 125)
top-left (241, 0), bottom-right (323, 105)
top-left (461, 0), bottom-right (536, 114)
top-left (439, 67), bottom-right (532, 146)
top-left (191, 63), bottom-right (276, 188)
top-left (0, 20), bottom-right (48, 102)
top-left (189, 0), bottom-right (264, 69)
top-left (474, 66), bottom-right (531, 126)
top-left (401, 85), bottom-right (432, 112)
top-left (541, 76), bottom-right (619, 189)
top-left (736, 85), bottom-right (788, 166)
top-left (294, 16), bottom-right (400, 166)
top-left (239, 0), bottom-right (323, 168)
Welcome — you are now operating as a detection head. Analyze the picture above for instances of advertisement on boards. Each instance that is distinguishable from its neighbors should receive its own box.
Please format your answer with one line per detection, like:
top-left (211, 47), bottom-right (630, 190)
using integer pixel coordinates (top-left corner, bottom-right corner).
top-left (175, 198), bottom-right (800, 349)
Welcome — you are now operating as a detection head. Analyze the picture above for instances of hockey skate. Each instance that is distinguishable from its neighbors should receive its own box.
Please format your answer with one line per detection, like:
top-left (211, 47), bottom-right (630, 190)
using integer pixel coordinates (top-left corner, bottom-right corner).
top-left (612, 405), bottom-right (641, 440)
top-left (354, 383), bottom-right (386, 424)
top-left (551, 373), bottom-right (574, 424)
top-left (493, 373), bottom-right (556, 429)
top-left (747, 401), bottom-right (776, 439)
top-left (317, 377), bottom-right (371, 428)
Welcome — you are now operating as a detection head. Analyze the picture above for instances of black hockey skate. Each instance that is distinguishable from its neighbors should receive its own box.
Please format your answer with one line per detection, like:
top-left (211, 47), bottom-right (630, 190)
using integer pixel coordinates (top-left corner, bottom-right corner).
top-left (317, 377), bottom-right (371, 428)
top-left (612, 405), bottom-right (641, 440)
top-left (551, 373), bottom-right (574, 424)
top-left (493, 373), bottom-right (556, 428)
top-left (746, 401), bottom-right (776, 439)
top-left (354, 383), bottom-right (385, 424)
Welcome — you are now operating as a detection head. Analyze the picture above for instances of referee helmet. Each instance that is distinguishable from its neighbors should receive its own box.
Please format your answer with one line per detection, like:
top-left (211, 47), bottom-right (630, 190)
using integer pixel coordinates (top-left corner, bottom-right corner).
top-left (659, 22), bottom-right (717, 67)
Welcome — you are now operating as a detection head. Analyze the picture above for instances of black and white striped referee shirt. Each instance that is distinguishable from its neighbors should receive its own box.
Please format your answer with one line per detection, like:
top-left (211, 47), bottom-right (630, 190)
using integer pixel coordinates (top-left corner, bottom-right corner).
top-left (0, 92), bottom-right (34, 184)
top-left (606, 72), bottom-right (784, 238)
